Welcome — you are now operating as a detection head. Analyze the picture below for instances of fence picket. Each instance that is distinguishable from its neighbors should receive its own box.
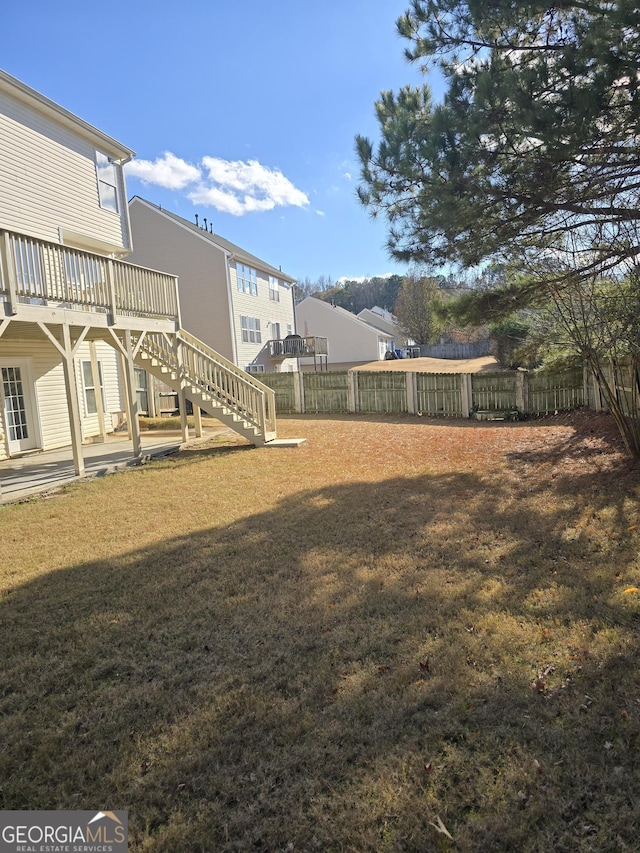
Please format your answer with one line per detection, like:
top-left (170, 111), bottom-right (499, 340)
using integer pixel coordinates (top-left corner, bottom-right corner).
top-left (245, 362), bottom-right (636, 422)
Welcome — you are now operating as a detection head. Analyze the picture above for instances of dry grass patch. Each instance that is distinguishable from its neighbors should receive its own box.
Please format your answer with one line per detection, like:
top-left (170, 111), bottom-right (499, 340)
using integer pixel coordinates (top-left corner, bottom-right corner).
top-left (1, 411), bottom-right (640, 851)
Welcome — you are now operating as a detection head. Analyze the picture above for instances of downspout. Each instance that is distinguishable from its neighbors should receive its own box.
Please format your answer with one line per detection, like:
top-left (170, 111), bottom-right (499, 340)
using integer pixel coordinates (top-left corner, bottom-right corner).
top-left (291, 282), bottom-right (298, 373)
top-left (292, 282), bottom-right (298, 334)
top-left (117, 152), bottom-right (134, 256)
top-left (224, 252), bottom-right (239, 365)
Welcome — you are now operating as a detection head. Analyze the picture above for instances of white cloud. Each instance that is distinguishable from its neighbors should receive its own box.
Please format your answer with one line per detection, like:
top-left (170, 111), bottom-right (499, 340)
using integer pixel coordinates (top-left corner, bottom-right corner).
top-left (315, 210), bottom-right (326, 217)
top-left (126, 152), bottom-right (201, 190)
top-left (127, 151), bottom-right (309, 217)
top-left (185, 186), bottom-right (246, 216)
top-left (197, 156), bottom-right (309, 215)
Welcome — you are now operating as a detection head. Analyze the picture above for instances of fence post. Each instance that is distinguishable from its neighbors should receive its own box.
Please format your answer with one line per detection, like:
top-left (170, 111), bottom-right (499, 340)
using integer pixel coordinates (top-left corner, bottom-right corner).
top-left (460, 374), bottom-right (472, 418)
top-left (591, 368), bottom-right (602, 412)
top-left (609, 358), bottom-right (619, 408)
top-left (294, 371), bottom-right (305, 414)
top-left (406, 371), bottom-right (417, 414)
top-left (583, 366), bottom-right (590, 410)
top-left (516, 370), bottom-right (529, 414)
top-left (347, 370), bottom-right (358, 413)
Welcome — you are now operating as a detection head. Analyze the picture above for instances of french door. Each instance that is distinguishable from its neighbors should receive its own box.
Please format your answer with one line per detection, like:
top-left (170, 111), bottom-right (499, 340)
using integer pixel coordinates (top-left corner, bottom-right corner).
top-left (1, 363), bottom-right (38, 454)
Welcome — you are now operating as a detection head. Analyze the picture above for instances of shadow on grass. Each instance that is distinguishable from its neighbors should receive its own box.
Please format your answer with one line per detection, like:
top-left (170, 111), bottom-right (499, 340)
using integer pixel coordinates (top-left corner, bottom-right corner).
top-left (1, 463), bottom-right (640, 851)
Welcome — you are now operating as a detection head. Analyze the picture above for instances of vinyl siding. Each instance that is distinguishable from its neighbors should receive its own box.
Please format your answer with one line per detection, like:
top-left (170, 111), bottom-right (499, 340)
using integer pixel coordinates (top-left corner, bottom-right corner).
top-left (230, 264), bottom-right (296, 371)
top-left (0, 90), bottom-right (129, 250)
top-left (128, 200), bottom-right (234, 360)
top-left (74, 341), bottom-right (124, 438)
top-left (296, 298), bottom-right (392, 365)
top-left (0, 339), bottom-right (70, 451)
top-left (0, 337), bottom-right (124, 454)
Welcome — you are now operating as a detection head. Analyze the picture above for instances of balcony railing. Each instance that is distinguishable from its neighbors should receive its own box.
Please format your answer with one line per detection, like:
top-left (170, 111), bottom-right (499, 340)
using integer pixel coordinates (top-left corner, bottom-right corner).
top-left (268, 335), bottom-right (328, 358)
top-left (0, 229), bottom-right (179, 323)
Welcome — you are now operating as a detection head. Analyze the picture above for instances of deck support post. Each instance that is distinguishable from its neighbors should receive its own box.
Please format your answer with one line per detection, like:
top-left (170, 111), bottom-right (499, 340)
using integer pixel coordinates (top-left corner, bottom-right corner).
top-left (0, 320), bottom-right (12, 484)
top-left (61, 324), bottom-right (85, 477)
top-left (193, 405), bottom-right (203, 438)
top-left (175, 338), bottom-right (190, 444)
top-left (121, 329), bottom-right (142, 458)
top-left (88, 341), bottom-right (107, 442)
top-left (38, 321), bottom-right (89, 478)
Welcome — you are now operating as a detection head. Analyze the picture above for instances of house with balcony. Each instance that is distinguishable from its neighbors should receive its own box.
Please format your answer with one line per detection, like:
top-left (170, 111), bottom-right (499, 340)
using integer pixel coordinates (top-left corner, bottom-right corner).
top-left (127, 198), bottom-right (310, 375)
top-left (0, 69), bottom-right (278, 485)
top-left (295, 296), bottom-right (395, 370)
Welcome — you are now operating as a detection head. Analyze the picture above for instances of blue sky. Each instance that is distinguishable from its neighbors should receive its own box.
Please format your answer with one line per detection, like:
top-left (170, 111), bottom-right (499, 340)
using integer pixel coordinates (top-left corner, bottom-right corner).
top-left (3, 1), bottom-right (439, 284)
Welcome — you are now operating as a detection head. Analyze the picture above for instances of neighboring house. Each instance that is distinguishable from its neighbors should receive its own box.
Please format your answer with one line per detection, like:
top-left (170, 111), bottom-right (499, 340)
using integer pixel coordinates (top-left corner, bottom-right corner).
top-left (127, 197), bottom-right (298, 374)
top-left (0, 69), bottom-right (278, 484)
top-left (357, 306), bottom-right (414, 348)
top-left (296, 297), bottom-right (395, 370)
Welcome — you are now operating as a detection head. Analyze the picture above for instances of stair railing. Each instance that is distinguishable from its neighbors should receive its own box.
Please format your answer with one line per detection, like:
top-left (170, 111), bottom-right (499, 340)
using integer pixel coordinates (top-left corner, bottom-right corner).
top-left (137, 330), bottom-right (277, 438)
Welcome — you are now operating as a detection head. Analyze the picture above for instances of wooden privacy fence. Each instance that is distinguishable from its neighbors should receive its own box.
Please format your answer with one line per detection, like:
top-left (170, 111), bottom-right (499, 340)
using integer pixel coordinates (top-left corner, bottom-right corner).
top-left (260, 366), bottom-right (588, 418)
top-left (418, 340), bottom-right (492, 359)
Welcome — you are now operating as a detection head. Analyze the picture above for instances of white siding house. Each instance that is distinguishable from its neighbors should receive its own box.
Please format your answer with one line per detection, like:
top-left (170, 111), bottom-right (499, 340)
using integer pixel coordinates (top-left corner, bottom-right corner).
top-left (296, 297), bottom-right (395, 370)
top-left (358, 306), bottom-right (413, 348)
top-left (0, 73), bottom-right (132, 256)
top-left (0, 70), bottom-right (281, 486)
top-left (0, 69), bottom-right (140, 464)
top-left (127, 197), bottom-right (298, 374)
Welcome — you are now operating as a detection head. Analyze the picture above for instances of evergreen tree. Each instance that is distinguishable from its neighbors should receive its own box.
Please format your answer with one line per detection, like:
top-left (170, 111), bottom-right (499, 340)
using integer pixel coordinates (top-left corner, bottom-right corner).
top-left (357, 1), bottom-right (640, 284)
top-left (357, 1), bottom-right (640, 454)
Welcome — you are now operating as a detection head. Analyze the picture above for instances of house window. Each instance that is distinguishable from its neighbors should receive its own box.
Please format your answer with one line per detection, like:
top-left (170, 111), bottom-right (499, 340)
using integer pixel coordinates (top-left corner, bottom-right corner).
top-left (269, 275), bottom-right (280, 301)
top-left (271, 321), bottom-right (281, 340)
top-left (246, 364), bottom-right (265, 373)
top-left (96, 151), bottom-right (119, 213)
top-left (81, 359), bottom-right (105, 415)
top-left (236, 263), bottom-right (258, 296)
top-left (240, 316), bottom-right (262, 343)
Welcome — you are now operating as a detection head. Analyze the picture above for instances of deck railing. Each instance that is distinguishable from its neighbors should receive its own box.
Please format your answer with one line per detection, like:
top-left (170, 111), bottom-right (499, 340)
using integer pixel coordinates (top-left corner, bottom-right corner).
top-left (138, 329), bottom-right (277, 437)
top-left (0, 229), bottom-right (179, 322)
top-left (268, 335), bottom-right (328, 358)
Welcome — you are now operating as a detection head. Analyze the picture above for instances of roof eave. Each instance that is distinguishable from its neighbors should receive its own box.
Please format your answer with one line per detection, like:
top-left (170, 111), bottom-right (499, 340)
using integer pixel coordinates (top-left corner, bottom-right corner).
top-left (0, 68), bottom-right (134, 163)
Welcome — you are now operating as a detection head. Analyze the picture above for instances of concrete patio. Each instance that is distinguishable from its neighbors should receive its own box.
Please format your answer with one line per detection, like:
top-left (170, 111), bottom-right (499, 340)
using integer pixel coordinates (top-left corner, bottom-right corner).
top-left (0, 428), bottom-right (232, 504)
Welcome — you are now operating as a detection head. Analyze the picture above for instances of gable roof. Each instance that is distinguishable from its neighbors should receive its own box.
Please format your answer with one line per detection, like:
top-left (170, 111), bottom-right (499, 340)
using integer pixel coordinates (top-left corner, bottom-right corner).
top-left (129, 196), bottom-right (296, 284)
top-left (358, 307), bottom-right (402, 336)
top-left (297, 296), bottom-right (394, 339)
top-left (0, 68), bottom-right (134, 163)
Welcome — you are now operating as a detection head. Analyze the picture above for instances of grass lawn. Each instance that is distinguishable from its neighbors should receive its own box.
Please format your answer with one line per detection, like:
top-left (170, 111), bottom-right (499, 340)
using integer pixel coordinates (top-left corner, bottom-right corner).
top-left (1, 411), bottom-right (639, 852)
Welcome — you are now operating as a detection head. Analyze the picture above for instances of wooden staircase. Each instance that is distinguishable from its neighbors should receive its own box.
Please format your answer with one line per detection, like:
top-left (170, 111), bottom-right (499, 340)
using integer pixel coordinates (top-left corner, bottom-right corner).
top-left (134, 329), bottom-right (277, 445)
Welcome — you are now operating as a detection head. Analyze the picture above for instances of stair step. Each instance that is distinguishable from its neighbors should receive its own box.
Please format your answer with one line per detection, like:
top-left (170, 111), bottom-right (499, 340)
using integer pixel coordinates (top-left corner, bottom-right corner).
top-left (135, 334), bottom-right (277, 446)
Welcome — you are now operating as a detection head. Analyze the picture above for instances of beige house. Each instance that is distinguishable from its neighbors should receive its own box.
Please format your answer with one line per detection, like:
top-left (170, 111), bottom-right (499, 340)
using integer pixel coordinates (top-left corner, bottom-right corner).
top-left (127, 197), bottom-right (298, 374)
top-left (296, 297), bottom-right (395, 370)
top-left (0, 69), bottom-right (278, 486)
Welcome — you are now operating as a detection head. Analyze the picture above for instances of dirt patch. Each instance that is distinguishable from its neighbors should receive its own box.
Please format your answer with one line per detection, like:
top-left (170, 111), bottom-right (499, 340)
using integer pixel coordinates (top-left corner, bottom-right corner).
top-left (351, 355), bottom-right (504, 372)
